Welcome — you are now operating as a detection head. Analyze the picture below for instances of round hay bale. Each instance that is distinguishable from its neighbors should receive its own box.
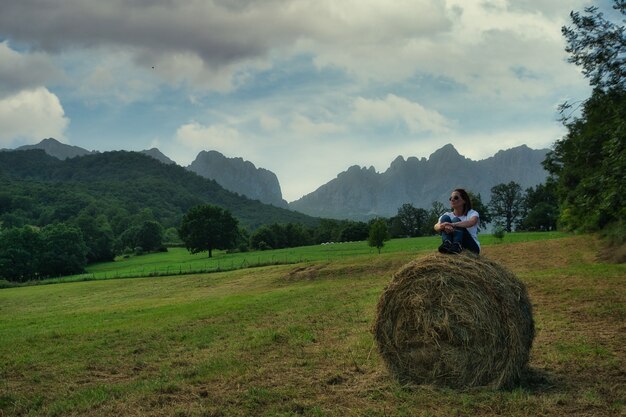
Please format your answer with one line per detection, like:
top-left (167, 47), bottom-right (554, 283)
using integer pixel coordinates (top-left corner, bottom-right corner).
top-left (373, 253), bottom-right (534, 389)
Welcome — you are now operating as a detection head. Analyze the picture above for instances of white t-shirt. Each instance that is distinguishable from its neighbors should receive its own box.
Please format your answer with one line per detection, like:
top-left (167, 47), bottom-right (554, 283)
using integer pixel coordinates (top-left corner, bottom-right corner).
top-left (440, 209), bottom-right (481, 249)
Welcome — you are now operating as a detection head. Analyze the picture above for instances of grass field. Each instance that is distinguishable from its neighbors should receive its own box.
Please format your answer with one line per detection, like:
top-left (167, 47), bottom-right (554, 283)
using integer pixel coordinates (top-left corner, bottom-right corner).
top-left (0, 233), bottom-right (624, 416)
top-left (17, 231), bottom-right (568, 285)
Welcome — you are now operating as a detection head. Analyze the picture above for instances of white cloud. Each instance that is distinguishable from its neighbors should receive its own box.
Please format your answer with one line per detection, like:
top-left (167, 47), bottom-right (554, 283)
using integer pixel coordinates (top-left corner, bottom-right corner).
top-left (259, 114), bottom-right (282, 131)
top-left (0, 42), bottom-right (63, 98)
top-left (352, 94), bottom-right (453, 134)
top-left (0, 0), bottom-right (588, 99)
top-left (173, 122), bottom-right (245, 162)
top-left (448, 123), bottom-right (566, 160)
top-left (304, 0), bottom-right (586, 99)
top-left (0, 88), bottom-right (69, 146)
top-left (58, 48), bottom-right (160, 105)
top-left (289, 114), bottom-right (345, 136)
top-left (0, 2), bottom-right (514, 91)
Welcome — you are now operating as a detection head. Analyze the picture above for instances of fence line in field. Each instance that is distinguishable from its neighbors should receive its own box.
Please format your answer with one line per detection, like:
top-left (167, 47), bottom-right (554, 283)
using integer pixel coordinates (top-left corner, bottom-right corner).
top-left (26, 255), bottom-right (308, 286)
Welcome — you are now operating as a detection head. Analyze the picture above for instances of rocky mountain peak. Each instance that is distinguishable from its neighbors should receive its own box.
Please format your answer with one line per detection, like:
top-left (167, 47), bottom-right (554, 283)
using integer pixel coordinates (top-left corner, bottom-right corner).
top-left (428, 143), bottom-right (462, 162)
top-left (187, 150), bottom-right (288, 208)
top-left (389, 155), bottom-right (406, 169)
top-left (140, 148), bottom-right (176, 165)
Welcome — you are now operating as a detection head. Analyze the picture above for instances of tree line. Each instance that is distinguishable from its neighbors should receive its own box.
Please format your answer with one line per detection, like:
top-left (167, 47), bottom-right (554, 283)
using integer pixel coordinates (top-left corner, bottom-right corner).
top-left (0, 178), bottom-right (556, 282)
top-left (175, 180), bottom-right (558, 258)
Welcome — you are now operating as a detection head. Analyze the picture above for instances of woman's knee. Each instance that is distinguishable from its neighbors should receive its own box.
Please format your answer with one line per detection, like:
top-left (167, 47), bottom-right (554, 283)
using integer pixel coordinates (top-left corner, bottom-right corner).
top-left (440, 214), bottom-right (452, 223)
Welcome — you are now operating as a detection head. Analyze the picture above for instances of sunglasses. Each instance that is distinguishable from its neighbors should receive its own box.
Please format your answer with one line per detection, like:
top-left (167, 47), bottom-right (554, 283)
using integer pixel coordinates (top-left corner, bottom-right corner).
top-left (449, 196), bottom-right (460, 201)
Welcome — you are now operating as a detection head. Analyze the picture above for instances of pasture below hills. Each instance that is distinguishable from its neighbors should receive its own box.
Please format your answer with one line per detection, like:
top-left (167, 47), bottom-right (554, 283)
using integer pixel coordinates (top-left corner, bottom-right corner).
top-left (27, 232), bottom-right (568, 285)
top-left (0, 234), bottom-right (624, 416)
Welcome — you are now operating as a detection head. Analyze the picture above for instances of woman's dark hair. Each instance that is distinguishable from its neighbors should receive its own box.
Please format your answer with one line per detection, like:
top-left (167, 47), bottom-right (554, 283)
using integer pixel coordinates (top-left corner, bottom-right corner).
top-left (454, 188), bottom-right (472, 215)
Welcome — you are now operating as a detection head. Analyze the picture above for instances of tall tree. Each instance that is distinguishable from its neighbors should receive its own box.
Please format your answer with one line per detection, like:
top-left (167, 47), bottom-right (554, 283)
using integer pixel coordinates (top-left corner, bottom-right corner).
top-left (545, 1), bottom-right (626, 232)
top-left (467, 191), bottom-right (491, 229)
top-left (179, 205), bottom-right (238, 257)
top-left (562, 1), bottom-right (626, 91)
top-left (518, 181), bottom-right (559, 231)
top-left (136, 220), bottom-right (164, 252)
top-left (73, 211), bottom-right (115, 263)
top-left (0, 226), bottom-right (42, 282)
top-left (368, 218), bottom-right (390, 254)
top-left (250, 225), bottom-right (277, 250)
top-left (338, 221), bottom-right (369, 242)
top-left (39, 223), bottom-right (88, 277)
top-left (489, 182), bottom-right (523, 232)
top-left (395, 203), bottom-right (429, 237)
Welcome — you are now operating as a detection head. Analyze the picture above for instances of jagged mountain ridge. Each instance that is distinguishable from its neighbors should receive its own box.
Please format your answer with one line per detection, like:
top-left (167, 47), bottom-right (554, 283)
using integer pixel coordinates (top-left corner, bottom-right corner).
top-left (187, 151), bottom-right (288, 208)
top-left (5, 139), bottom-right (550, 221)
top-left (289, 144), bottom-right (549, 220)
top-left (4, 139), bottom-right (286, 207)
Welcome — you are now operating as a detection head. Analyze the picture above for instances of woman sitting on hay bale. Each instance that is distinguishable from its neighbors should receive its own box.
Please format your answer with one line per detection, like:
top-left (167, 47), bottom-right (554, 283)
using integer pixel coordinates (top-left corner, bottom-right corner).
top-left (434, 188), bottom-right (480, 255)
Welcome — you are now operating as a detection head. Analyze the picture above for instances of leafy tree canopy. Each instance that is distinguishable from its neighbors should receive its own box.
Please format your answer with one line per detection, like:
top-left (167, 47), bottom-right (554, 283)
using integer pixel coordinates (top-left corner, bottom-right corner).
top-left (394, 203), bottom-right (429, 237)
top-left (179, 205), bottom-right (239, 257)
top-left (467, 191), bottom-right (491, 228)
top-left (489, 182), bottom-right (523, 232)
top-left (39, 223), bottom-right (88, 278)
top-left (368, 218), bottom-right (390, 254)
top-left (546, 1), bottom-right (626, 233)
top-left (0, 224), bottom-right (88, 282)
top-left (0, 150), bottom-right (319, 232)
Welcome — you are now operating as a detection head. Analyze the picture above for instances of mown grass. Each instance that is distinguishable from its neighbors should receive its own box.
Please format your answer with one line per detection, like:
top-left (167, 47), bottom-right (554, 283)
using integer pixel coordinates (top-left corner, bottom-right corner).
top-left (0, 232), bottom-right (623, 416)
top-left (9, 231), bottom-right (568, 286)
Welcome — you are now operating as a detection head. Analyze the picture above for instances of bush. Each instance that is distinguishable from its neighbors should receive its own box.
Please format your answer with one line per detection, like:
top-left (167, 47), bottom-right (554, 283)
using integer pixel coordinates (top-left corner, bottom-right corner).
top-left (598, 221), bottom-right (626, 263)
top-left (493, 225), bottom-right (506, 241)
top-left (256, 241), bottom-right (271, 251)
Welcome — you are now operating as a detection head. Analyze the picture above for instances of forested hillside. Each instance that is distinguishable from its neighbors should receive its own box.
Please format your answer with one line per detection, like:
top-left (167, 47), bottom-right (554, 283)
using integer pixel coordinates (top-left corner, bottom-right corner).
top-left (0, 150), bottom-right (318, 231)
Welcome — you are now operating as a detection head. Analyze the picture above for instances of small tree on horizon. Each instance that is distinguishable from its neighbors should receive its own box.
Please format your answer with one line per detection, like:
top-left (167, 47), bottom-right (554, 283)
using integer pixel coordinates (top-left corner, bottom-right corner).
top-left (489, 181), bottom-right (523, 232)
top-left (179, 205), bottom-right (238, 258)
top-left (368, 218), bottom-right (390, 254)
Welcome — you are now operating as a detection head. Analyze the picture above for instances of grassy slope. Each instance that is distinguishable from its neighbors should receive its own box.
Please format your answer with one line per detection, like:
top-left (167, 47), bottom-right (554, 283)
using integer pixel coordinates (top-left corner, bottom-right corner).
top-left (39, 232), bottom-right (568, 284)
top-left (0, 234), bottom-right (624, 416)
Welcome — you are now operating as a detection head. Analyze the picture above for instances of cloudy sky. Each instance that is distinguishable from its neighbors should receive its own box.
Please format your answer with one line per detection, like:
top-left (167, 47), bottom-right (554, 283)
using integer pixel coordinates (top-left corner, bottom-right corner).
top-left (0, 0), bottom-right (596, 201)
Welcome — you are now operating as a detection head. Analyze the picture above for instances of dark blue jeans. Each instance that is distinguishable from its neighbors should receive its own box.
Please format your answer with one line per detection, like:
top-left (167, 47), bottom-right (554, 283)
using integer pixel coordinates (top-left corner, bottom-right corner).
top-left (440, 214), bottom-right (480, 254)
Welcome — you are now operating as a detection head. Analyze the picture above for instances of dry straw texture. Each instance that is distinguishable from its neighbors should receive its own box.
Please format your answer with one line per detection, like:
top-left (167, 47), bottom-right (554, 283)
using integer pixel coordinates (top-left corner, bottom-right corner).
top-left (374, 253), bottom-right (534, 389)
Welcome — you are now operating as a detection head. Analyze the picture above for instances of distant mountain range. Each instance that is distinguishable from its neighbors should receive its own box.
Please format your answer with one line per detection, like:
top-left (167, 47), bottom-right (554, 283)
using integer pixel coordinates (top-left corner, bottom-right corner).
top-left (3, 138), bottom-right (550, 221)
top-left (0, 149), bottom-right (318, 230)
top-left (2, 138), bottom-right (285, 208)
top-left (289, 144), bottom-right (550, 220)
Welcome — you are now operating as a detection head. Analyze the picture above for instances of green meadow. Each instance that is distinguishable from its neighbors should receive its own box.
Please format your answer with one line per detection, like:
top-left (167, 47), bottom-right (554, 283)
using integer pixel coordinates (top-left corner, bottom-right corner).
top-left (0, 232), bottom-right (624, 416)
top-left (15, 231), bottom-right (568, 285)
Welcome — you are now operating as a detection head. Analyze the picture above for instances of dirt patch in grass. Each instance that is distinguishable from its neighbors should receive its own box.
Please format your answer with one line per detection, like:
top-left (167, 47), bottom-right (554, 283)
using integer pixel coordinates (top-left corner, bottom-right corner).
top-left (282, 263), bottom-right (330, 281)
top-left (280, 256), bottom-right (408, 285)
top-left (596, 241), bottom-right (626, 264)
